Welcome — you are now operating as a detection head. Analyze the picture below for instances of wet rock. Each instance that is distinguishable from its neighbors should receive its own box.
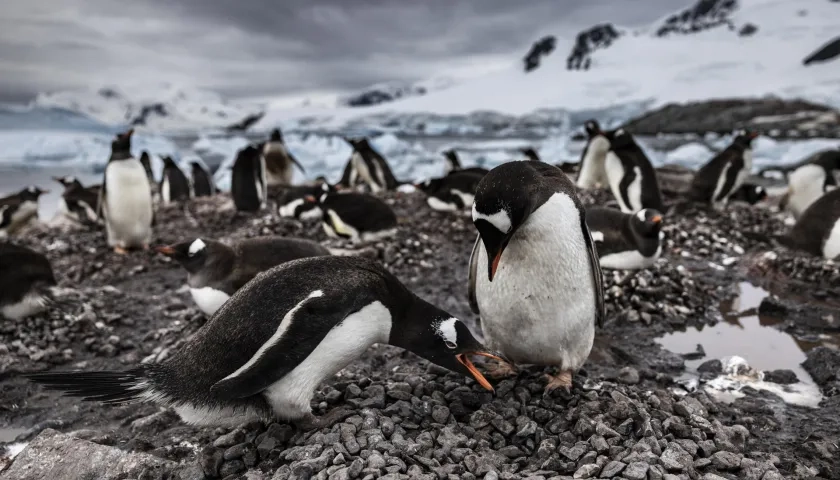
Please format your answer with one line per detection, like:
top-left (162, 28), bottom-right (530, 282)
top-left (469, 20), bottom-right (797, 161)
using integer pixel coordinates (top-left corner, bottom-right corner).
top-left (660, 443), bottom-right (693, 471)
top-left (802, 347), bottom-right (840, 386)
top-left (618, 367), bottom-right (640, 385)
top-left (697, 359), bottom-right (723, 375)
top-left (763, 369), bottom-right (798, 385)
top-left (600, 460), bottom-right (626, 477)
top-left (711, 451), bottom-right (741, 470)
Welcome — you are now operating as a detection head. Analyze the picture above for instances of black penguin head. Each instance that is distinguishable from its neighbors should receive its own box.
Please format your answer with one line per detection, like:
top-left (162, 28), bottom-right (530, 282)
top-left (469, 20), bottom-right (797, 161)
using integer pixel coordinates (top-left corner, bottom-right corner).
top-left (584, 120), bottom-right (603, 138)
top-left (140, 151), bottom-right (151, 164)
top-left (53, 175), bottom-right (82, 190)
top-left (415, 177), bottom-right (443, 193)
top-left (19, 185), bottom-right (47, 201)
top-left (270, 128), bottom-right (283, 142)
top-left (606, 128), bottom-right (636, 150)
top-left (110, 129), bottom-right (134, 159)
top-left (443, 149), bottom-right (459, 165)
top-left (734, 184), bottom-right (768, 204)
top-left (733, 129), bottom-right (759, 147)
top-left (190, 161), bottom-right (203, 172)
top-left (163, 156), bottom-right (177, 167)
top-left (631, 208), bottom-right (663, 237)
top-left (156, 238), bottom-right (224, 274)
top-left (520, 147), bottom-right (540, 161)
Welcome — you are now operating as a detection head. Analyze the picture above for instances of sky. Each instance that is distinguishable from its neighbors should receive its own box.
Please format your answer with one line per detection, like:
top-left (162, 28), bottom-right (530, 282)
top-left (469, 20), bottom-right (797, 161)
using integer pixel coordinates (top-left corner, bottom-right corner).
top-left (0, 0), bottom-right (681, 104)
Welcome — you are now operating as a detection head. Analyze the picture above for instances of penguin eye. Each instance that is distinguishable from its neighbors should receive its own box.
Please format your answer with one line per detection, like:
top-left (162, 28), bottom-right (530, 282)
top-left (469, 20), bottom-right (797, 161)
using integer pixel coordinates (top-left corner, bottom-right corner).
top-left (444, 341), bottom-right (457, 349)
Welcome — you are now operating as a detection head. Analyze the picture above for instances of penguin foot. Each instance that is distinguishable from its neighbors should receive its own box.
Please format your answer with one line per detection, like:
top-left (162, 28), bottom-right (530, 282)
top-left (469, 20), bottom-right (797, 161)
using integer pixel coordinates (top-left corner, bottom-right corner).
top-left (485, 359), bottom-right (518, 379)
top-left (544, 370), bottom-right (573, 394)
top-left (113, 246), bottom-right (128, 255)
top-left (294, 407), bottom-right (354, 431)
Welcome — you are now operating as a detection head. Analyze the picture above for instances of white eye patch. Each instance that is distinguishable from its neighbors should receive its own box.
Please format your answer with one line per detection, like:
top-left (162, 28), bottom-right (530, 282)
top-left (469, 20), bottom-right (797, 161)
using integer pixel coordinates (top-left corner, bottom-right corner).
top-left (188, 239), bottom-right (206, 256)
top-left (435, 317), bottom-right (458, 348)
top-left (635, 209), bottom-right (648, 222)
top-left (472, 204), bottom-right (512, 233)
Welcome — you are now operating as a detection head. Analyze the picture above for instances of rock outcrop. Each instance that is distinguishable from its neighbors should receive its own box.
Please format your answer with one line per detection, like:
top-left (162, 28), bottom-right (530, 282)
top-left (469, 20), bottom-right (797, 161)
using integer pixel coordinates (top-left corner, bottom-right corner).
top-left (340, 83), bottom-right (428, 107)
top-left (655, 0), bottom-right (738, 37)
top-left (803, 36), bottom-right (840, 65)
top-left (566, 24), bottom-right (621, 71)
top-left (523, 36), bottom-right (557, 72)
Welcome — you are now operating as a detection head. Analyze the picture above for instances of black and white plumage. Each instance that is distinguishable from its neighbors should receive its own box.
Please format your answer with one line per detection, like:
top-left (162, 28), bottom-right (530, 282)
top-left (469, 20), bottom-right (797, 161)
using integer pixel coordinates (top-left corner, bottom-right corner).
top-left (231, 145), bottom-right (268, 213)
top-left (307, 188), bottom-right (398, 243)
top-left (190, 161), bottom-right (216, 197)
top-left (467, 161), bottom-right (605, 392)
top-left (777, 187), bottom-right (840, 260)
top-left (441, 149), bottom-right (489, 177)
top-left (276, 182), bottom-right (333, 221)
top-left (688, 130), bottom-right (758, 207)
top-left (160, 156), bottom-right (191, 204)
top-left (343, 137), bottom-right (400, 192)
top-left (158, 236), bottom-right (330, 317)
top-left (139, 151), bottom-right (155, 185)
top-left (53, 176), bottom-right (101, 227)
top-left (0, 243), bottom-right (58, 320)
top-left (98, 129), bottom-right (154, 253)
top-left (604, 129), bottom-right (664, 213)
top-left (26, 256), bottom-right (502, 428)
top-left (778, 150), bottom-right (839, 219)
top-left (586, 207), bottom-right (664, 270)
top-left (416, 170), bottom-right (484, 212)
top-left (729, 183), bottom-right (768, 206)
top-left (262, 128), bottom-right (306, 187)
top-left (0, 186), bottom-right (46, 239)
top-left (576, 120), bottom-right (611, 189)
top-left (520, 147), bottom-right (540, 162)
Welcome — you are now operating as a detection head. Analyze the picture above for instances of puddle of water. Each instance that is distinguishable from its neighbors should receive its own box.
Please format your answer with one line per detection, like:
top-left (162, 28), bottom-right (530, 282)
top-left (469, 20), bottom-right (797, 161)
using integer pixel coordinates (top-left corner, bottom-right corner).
top-left (657, 282), bottom-right (837, 408)
top-left (0, 428), bottom-right (27, 444)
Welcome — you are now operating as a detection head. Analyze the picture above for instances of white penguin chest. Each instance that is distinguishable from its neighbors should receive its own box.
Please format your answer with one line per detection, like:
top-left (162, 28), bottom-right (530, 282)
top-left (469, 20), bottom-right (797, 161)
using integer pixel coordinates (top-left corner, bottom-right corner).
top-left (189, 287), bottom-right (230, 317)
top-left (823, 219), bottom-right (840, 260)
top-left (278, 198), bottom-right (304, 218)
top-left (577, 136), bottom-right (609, 189)
top-left (605, 153), bottom-right (641, 213)
top-left (106, 161), bottom-right (153, 216)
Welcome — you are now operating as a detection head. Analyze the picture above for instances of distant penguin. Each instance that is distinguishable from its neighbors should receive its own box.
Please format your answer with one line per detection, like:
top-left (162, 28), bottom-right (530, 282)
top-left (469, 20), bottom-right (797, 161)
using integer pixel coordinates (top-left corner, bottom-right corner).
top-left (0, 243), bottom-right (61, 320)
top-left (26, 255), bottom-right (502, 429)
top-left (777, 188), bottom-right (840, 260)
top-left (729, 183), bottom-right (768, 206)
top-left (576, 120), bottom-right (611, 189)
top-left (604, 129), bottom-right (664, 213)
top-left (688, 130), bottom-right (758, 208)
top-left (778, 150), bottom-right (839, 218)
top-left (416, 170), bottom-right (484, 212)
top-left (0, 186), bottom-right (47, 238)
top-left (520, 147), bottom-right (540, 162)
top-left (586, 207), bottom-right (664, 270)
top-left (139, 151), bottom-right (155, 186)
top-left (98, 129), bottom-right (154, 253)
top-left (53, 176), bottom-right (101, 226)
top-left (441, 149), bottom-right (489, 177)
top-left (160, 156), bottom-right (191, 204)
top-left (190, 161), bottom-right (216, 197)
top-left (158, 236), bottom-right (330, 317)
top-left (262, 128), bottom-right (306, 186)
top-left (344, 137), bottom-right (400, 192)
top-left (337, 157), bottom-right (360, 190)
top-left (277, 182), bottom-right (334, 221)
top-left (468, 161), bottom-right (604, 392)
top-left (231, 145), bottom-right (267, 213)
top-left (307, 187), bottom-right (398, 243)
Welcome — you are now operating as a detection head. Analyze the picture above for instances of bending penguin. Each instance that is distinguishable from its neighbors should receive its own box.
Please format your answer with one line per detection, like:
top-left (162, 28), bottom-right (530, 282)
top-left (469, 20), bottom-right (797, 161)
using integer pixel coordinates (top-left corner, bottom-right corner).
top-left (0, 242), bottom-right (65, 320)
top-left (190, 161), bottom-right (216, 197)
top-left (416, 170), bottom-right (484, 212)
top-left (441, 149), bottom-right (489, 177)
top-left (160, 156), bottom-right (191, 204)
top-left (53, 176), bottom-right (101, 227)
top-left (586, 207), bottom-right (664, 270)
top-left (344, 137), bottom-right (401, 192)
top-left (231, 145), bottom-right (267, 213)
top-left (277, 181), bottom-right (333, 221)
top-left (468, 161), bottom-right (605, 392)
top-left (688, 130), bottom-right (759, 208)
top-left (98, 129), bottom-right (154, 253)
top-left (306, 185), bottom-right (398, 243)
top-left (0, 186), bottom-right (47, 238)
top-left (158, 236), bottom-right (330, 317)
top-left (777, 149), bottom-right (839, 219)
top-left (776, 187), bottom-right (840, 260)
top-left (605, 129), bottom-right (664, 213)
top-left (262, 128), bottom-right (306, 186)
top-left (576, 120), bottom-right (611, 189)
top-left (26, 255), bottom-right (503, 429)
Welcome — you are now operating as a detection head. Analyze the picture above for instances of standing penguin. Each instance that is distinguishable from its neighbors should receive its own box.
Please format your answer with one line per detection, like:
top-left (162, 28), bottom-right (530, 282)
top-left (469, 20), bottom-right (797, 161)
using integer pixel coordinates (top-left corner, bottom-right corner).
top-left (262, 128), bottom-right (306, 186)
top-left (777, 188), bottom-right (840, 259)
top-left (157, 236), bottom-right (330, 317)
top-left (604, 129), bottom-right (664, 213)
top-left (468, 161), bottom-right (605, 392)
top-left (53, 176), bottom-right (101, 227)
top-left (0, 186), bottom-right (47, 238)
top-left (160, 156), bottom-right (191, 204)
top-left (139, 151), bottom-right (155, 186)
top-left (231, 145), bottom-right (267, 213)
top-left (586, 207), bottom-right (664, 270)
top-left (26, 256), bottom-right (502, 429)
top-left (443, 149), bottom-right (462, 174)
top-left (688, 130), bottom-right (759, 208)
top-left (416, 170), bottom-right (484, 212)
top-left (190, 161), bottom-right (216, 197)
top-left (344, 137), bottom-right (400, 192)
top-left (98, 129), bottom-right (154, 253)
top-left (520, 147), bottom-right (541, 162)
top-left (306, 186), bottom-right (398, 243)
top-left (576, 120), bottom-right (611, 189)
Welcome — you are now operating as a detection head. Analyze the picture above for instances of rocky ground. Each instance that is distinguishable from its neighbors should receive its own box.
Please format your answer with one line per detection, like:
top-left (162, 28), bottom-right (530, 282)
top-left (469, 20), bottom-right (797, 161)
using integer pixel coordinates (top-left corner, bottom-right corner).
top-left (1, 187), bottom-right (839, 480)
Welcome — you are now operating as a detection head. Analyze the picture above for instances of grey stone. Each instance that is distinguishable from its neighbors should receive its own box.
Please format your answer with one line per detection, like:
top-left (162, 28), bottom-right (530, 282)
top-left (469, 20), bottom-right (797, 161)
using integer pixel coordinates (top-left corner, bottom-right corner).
top-left (432, 405), bottom-right (450, 423)
top-left (590, 435), bottom-right (609, 453)
top-left (622, 461), bottom-right (649, 480)
top-left (711, 451), bottom-right (741, 470)
top-left (702, 474), bottom-right (729, 480)
top-left (661, 444), bottom-right (693, 471)
top-left (697, 360), bottom-right (722, 374)
top-left (559, 443), bottom-right (588, 461)
top-left (600, 460), bottom-right (626, 478)
top-left (762, 471), bottom-right (784, 480)
top-left (674, 398), bottom-right (707, 418)
top-left (763, 369), bottom-right (798, 384)
top-left (572, 463), bottom-right (600, 478)
top-left (618, 367), bottom-right (640, 385)
top-left (213, 429), bottom-right (246, 448)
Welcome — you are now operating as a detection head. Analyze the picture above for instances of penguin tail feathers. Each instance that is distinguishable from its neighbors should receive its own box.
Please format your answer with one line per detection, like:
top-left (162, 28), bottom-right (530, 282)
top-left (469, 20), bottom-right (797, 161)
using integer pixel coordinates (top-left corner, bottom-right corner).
top-left (24, 367), bottom-right (152, 405)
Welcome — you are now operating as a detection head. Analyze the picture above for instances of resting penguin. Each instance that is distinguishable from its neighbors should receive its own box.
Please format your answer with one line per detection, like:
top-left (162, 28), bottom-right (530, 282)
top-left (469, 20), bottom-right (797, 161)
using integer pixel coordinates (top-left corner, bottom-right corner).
top-left (605, 129), bottom-right (664, 213)
top-left (98, 129), bottom-right (154, 253)
top-left (262, 128), bottom-right (306, 186)
top-left (277, 181), bottom-right (334, 221)
top-left (53, 176), bottom-right (101, 226)
top-left (586, 207), bottom-right (664, 270)
top-left (416, 170), bottom-right (484, 212)
top-left (344, 137), bottom-right (400, 192)
top-left (306, 187), bottom-right (398, 243)
top-left (26, 255), bottom-right (503, 429)
top-left (0, 242), bottom-right (64, 320)
top-left (776, 187), bottom-right (840, 260)
top-left (0, 186), bottom-right (47, 238)
top-left (468, 161), bottom-right (605, 392)
top-left (190, 161), bottom-right (216, 197)
top-left (576, 120), bottom-right (611, 189)
top-left (160, 156), bottom-right (191, 204)
top-left (688, 130), bottom-right (759, 208)
top-left (441, 149), bottom-right (489, 177)
top-left (231, 145), bottom-right (268, 213)
top-left (778, 151), bottom-right (839, 219)
top-left (729, 183), bottom-right (768, 206)
top-left (139, 151), bottom-right (159, 201)
top-left (157, 236), bottom-right (330, 317)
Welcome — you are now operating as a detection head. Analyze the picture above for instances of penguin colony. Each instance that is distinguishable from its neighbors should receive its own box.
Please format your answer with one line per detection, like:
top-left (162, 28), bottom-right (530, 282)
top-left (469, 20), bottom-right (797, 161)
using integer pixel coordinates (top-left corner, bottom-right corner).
top-left (3, 123), bottom-right (838, 436)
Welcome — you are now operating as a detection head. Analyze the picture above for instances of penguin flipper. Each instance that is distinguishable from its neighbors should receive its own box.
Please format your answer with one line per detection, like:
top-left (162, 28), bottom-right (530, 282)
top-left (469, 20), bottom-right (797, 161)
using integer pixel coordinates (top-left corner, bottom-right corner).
top-left (714, 159), bottom-right (742, 203)
top-left (580, 214), bottom-right (606, 328)
top-left (617, 166), bottom-right (636, 211)
top-left (95, 171), bottom-right (107, 221)
top-left (467, 234), bottom-right (481, 315)
top-left (289, 154), bottom-right (307, 174)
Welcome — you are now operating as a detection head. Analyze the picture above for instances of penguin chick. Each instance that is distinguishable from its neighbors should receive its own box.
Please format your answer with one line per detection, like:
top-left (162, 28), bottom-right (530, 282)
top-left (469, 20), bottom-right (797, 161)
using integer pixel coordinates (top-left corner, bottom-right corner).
top-left (306, 187), bottom-right (398, 244)
top-left (586, 207), bottom-right (664, 270)
top-left (26, 256), bottom-right (504, 429)
top-left (157, 236), bottom-right (331, 317)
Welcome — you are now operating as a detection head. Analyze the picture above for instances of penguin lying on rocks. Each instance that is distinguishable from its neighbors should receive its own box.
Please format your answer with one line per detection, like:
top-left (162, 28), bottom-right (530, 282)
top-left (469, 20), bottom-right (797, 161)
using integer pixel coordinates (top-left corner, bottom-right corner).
top-left (157, 236), bottom-right (331, 317)
top-left (53, 176), bottom-right (102, 226)
top-left (0, 242), bottom-right (73, 320)
top-left (776, 187), bottom-right (840, 260)
top-left (688, 130), bottom-right (758, 208)
top-left (586, 207), bottom-right (664, 270)
top-left (416, 170), bottom-right (484, 212)
top-left (277, 180), bottom-right (335, 221)
top-left (729, 183), bottom-right (768, 206)
top-left (26, 256), bottom-right (504, 429)
top-left (305, 186), bottom-right (398, 243)
top-left (343, 137), bottom-right (401, 192)
top-left (0, 186), bottom-right (47, 239)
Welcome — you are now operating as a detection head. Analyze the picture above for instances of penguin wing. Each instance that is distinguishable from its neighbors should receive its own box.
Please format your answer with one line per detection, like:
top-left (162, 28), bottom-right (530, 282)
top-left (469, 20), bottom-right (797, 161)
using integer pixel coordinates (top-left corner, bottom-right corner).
top-left (713, 157), bottom-right (743, 203)
top-left (580, 213), bottom-right (606, 328)
top-left (617, 164), bottom-right (636, 210)
top-left (95, 169), bottom-right (107, 220)
top-left (467, 234), bottom-right (481, 314)
top-left (288, 153), bottom-right (307, 174)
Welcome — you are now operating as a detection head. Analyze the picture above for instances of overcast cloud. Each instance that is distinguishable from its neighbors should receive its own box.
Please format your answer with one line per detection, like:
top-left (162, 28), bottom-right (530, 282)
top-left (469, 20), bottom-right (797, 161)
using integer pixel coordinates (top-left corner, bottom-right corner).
top-left (0, 0), bottom-right (680, 103)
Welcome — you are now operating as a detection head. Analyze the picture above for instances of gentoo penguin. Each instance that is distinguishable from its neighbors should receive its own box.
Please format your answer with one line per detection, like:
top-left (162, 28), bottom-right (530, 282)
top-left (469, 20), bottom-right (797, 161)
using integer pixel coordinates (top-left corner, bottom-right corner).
top-left (441, 149), bottom-right (490, 177)
top-left (190, 161), bottom-right (216, 197)
top-left (53, 176), bottom-right (101, 226)
top-left (231, 145), bottom-right (267, 213)
top-left (688, 130), bottom-right (759, 207)
top-left (778, 151), bottom-right (839, 219)
top-left (160, 156), bottom-right (191, 204)
top-left (467, 161), bottom-right (605, 392)
top-left (0, 186), bottom-right (47, 238)
top-left (158, 236), bottom-right (330, 317)
top-left (604, 129), bottom-right (664, 213)
top-left (344, 137), bottom-right (400, 192)
top-left (306, 187), bottom-right (398, 243)
top-left (759, 148), bottom-right (840, 181)
top-left (0, 242), bottom-right (60, 320)
top-left (98, 129), bottom-right (154, 253)
top-left (416, 170), bottom-right (484, 212)
top-left (139, 151), bottom-right (155, 184)
top-left (26, 255), bottom-right (502, 429)
top-left (520, 147), bottom-right (540, 162)
top-left (586, 207), bottom-right (664, 270)
top-left (777, 187), bottom-right (840, 260)
top-left (337, 157), bottom-right (360, 191)
top-left (261, 128), bottom-right (306, 187)
top-left (729, 183), bottom-right (768, 206)
top-left (277, 182), bottom-right (334, 221)
top-left (576, 120), bottom-right (611, 189)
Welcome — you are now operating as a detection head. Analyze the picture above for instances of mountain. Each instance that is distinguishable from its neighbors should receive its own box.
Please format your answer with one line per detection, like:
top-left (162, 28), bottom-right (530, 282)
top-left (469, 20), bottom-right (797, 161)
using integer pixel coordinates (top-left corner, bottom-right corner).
top-left (338, 78), bottom-right (456, 107)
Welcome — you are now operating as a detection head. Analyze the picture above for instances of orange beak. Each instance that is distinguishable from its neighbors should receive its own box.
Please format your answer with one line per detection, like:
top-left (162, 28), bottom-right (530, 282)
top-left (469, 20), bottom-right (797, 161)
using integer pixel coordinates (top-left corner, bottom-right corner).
top-left (304, 195), bottom-right (316, 203)
top-left (651, 215), bottom-right (662, 224)
top-left (456, 352), bottom-right (504, 392)
top-left (155, 245), bottom-right (175, 256)
top-left (489, 251), bottom-right (502, 281)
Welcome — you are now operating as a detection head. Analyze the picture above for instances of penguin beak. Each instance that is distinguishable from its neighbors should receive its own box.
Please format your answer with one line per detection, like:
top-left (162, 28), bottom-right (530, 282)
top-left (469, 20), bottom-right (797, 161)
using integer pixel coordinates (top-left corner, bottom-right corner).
top-left (489, 250), bottom-right (503, 281)
top-left (651, 215), bottom-right (662, 224)
top-left (304, 195), bottom-right (316, 203)
top-left (155, 245), bottom-right (176, 256)
top-left (456, 352), bottom-right (504, 392)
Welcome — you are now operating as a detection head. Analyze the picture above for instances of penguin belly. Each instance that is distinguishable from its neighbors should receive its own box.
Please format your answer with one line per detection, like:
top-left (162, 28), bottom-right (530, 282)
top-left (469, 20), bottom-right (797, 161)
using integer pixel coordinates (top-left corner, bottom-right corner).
top-left (426, 196), bottom-right (459, 212)
top-left (577, 136), bottom-right (609, 189)
top-left (104, 160), bottom-right (153, 248)
top-left (1, 290), bottom-right (49, 320)
top-left (278, 198), bottom-right (304, 218)
top-left (189, 287), bottom-right (230, 317)
top-left (599, 245), bottom-right (662, 270)
top-left (161, 176), bottom-right (171, 204)
top-left (352, 153), bottom-right (382, 193)
top-left (474, 194), bottom-right (596, 369)
top-left (823, 220), bottom-right (840, 260)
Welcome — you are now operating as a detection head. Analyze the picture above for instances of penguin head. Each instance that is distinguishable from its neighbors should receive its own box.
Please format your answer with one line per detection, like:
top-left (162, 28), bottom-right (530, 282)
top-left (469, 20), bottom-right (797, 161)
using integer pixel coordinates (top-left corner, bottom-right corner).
top-left (584, 120), bottom-right (603, 138)
top-left (53, 176), bottom-right (81, 190)
top-left (162, 156), bottom-right (177, 167)
top-left (520, 147), bottom-right (540, 161)
top-left (156, 238), bottom-right (224, 274)
top-left (734, 184), bottom-right (768, 205)
top-left (415, 177), bottom-right (442, 193)
top-left (270, 128), bottom-right (283, 142)
top-left (304, 182), bottom-right (331, 205)
top-left (442, 149), bottom-right (459, 164)
top-left (733, 130), bottom-right (759, 147)
top-left (631, 209), bottom-right (663, 237)
top-left (190, 161), bottom-right (203, 172)
top-left (606, 129), bottom-right (635, 149)
top-left (111, 129), bottom-right (134, 158)
top-left (19, 185), bottom-right (47, 201)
